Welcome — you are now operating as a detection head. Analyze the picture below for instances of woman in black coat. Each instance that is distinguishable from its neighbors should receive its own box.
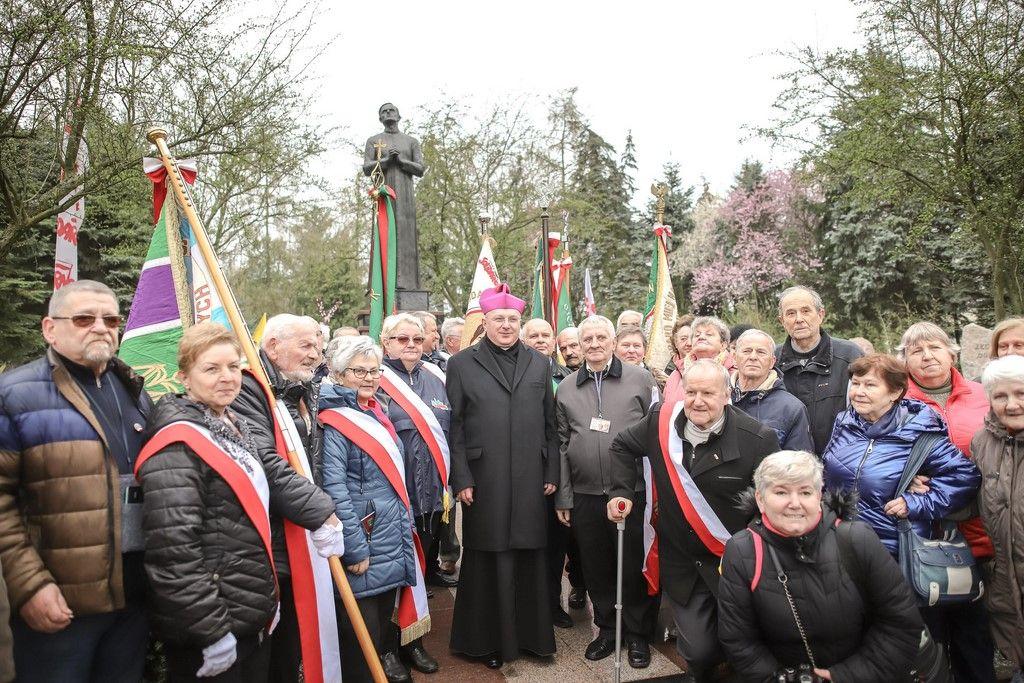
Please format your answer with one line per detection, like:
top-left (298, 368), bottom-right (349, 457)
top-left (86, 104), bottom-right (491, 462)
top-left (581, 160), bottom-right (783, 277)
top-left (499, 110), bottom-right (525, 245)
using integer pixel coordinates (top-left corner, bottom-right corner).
top-left (717, 450), bottom-right (923, 682)
top-left (138, 323), bottom-right (342, 682)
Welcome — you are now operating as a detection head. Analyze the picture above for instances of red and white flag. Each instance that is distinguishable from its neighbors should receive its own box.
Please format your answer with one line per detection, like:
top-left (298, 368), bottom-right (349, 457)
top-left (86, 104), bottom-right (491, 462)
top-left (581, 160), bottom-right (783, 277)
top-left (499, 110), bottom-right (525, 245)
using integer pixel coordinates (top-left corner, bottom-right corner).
top-left (583, 268), bottom-right (597, 317)
top-left (53, 116), bottom-right (89, 291)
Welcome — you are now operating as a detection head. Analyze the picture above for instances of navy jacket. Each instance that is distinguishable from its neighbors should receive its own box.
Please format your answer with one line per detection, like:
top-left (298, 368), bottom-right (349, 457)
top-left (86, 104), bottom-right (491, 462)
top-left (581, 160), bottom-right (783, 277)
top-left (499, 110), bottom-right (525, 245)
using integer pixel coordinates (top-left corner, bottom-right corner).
top-left (319, 384), bottom-right (415, 599)
top-left (822, 400), bottom-right (981, 556)
top-left (732, 372), bottom-right (814, 453)
top-left (380, 358), bottom-right (449, 518)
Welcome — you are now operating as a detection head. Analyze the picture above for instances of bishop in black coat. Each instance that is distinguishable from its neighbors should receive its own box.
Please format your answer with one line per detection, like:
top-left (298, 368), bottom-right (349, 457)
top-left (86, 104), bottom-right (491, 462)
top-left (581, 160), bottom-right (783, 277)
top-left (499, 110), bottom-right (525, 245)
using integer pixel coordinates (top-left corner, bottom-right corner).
top-left (446, 287), bottom-right (560, 665)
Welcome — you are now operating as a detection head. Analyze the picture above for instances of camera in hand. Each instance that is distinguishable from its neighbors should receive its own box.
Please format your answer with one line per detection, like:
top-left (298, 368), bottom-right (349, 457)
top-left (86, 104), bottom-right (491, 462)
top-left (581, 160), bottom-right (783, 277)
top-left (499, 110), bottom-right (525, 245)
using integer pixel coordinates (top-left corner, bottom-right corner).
top-left (774, 664), bottom-right (825, 682)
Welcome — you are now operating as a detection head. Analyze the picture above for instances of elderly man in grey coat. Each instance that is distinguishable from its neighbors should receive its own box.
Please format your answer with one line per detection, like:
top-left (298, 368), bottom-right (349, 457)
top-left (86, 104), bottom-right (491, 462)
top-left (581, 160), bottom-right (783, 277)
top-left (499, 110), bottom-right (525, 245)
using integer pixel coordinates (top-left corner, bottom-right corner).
top-left (555, 315), bottom-right (658, 668)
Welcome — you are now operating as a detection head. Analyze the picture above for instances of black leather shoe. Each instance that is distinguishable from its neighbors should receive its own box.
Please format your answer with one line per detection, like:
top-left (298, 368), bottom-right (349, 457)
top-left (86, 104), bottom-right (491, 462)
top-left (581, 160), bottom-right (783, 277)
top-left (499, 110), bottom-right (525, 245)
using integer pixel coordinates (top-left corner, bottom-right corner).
top-left (584, 637), bottom-right (616, 661)
top-left (483, 653), bottom-right (503, 669)
top-left (627, 638), bottom-right (651, 668)
top-left (380, 651), bottom-right (411, 682)
top-left (425, 572), bottom-right (459, 588)
top-left (552, 605), bottom-right (573, 629)
top-left (401, 641), bottom-right (439, 674)
top-left (567, 586), bottom-right (587, 610)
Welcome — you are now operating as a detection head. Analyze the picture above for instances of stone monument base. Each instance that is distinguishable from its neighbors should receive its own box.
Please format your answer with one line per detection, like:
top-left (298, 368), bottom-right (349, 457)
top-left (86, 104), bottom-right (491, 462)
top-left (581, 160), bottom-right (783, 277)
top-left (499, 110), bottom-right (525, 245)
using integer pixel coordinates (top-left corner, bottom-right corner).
top-left (396, 288), bottom-right (430, 312)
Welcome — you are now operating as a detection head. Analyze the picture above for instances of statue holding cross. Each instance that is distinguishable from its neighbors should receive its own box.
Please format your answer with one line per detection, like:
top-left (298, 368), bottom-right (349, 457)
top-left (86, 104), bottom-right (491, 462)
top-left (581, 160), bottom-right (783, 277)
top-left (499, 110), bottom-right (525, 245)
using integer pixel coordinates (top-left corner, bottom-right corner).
top-left (363, 103), bottom-right (426, 298)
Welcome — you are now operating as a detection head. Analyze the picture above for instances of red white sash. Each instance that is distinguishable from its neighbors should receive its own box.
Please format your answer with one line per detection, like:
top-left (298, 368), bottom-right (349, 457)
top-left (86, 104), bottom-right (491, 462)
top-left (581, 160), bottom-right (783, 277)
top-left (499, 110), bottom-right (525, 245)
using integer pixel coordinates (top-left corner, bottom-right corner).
top-left (641, 457), bottom-right (660, 595)
top-left (379, 365), bottom-right (451, 518)
top-left (261, 391), bottom-right (342, 683)
top-left (420, 360), bottom-right (446, 384)
top-left (657, 401), bottom-right (731, 557)
top-left (136, 421), bottom-right (278, 630)
top-left (319, 406), bottom-right (431, 645)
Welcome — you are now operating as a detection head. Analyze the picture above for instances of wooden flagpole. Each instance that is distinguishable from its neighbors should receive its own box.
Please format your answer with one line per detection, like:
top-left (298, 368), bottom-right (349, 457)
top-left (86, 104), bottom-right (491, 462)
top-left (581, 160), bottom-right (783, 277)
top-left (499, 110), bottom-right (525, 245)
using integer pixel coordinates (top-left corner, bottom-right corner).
top-left (147, 127), bottom-right (387, 683)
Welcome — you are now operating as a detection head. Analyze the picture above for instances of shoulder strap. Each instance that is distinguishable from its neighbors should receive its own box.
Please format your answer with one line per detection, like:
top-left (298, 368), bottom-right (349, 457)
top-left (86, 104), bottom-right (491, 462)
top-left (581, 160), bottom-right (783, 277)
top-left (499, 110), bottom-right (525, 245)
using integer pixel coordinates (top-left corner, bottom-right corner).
top-left (749, 529), bottom-right (764, 592)
top-left (895, 432), bottom-right (943, 496)
top-left (834, 521), bottom-right (868, 605)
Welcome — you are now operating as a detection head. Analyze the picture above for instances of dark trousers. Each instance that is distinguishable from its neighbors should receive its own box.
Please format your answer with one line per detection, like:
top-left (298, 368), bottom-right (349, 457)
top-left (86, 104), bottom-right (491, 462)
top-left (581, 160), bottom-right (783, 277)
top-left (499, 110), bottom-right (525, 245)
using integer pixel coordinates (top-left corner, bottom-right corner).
top-left (573, 492), bottom-right (656, 639)
top-left (922, 598), bottom-right (997, 683)
top-left (438, 502), bottom-right (461, 563)
top-left (546, 495), bottom-right (570, 608)
top-left (12, 601), bottom-right (148, 682)
top-left (665, 582), bottom-right (725, 683)
top-left (417, 510), bottom-right (442, 582)
top-left (337, 588), bottom-right (399, 683)
top-left (566, 526), bottom-right (586, 590)
top-left (165, 632), bottom-right (270, 683)
top-left (267, 577), bottom-right (301, 683)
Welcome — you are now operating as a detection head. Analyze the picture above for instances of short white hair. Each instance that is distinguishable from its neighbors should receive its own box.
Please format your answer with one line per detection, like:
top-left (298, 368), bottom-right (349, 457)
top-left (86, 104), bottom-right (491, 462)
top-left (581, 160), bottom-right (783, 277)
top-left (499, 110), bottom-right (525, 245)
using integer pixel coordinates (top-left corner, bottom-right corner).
top-left (48, 279), bottom-right (117, 316)
top-left (441, 317), bottom-right (464, 339)
top-left (895, 321), bottom-right (961, 360)
top-left (778, 285), bottom-right (825, 315)
top-left (680, 358), bottom-right (731, 392)
top-left (691, 316), bottom-right (730, 343)
top-left (557, 326), bottom-right (579, 341)
top-left (735, 328), bottom-right (776, 349)
top-left (380, 313), bottom-right (424, 344)
top-left (981, 355), bottom-right (1024, 396)
top-left (261, 314), bottom-right (321, 350)
top-left (578, 315), bottom-right (615, 339)
top-left (329, 336), bottom-right (383, 374)
top-left (616, 310), bottom-right (643, 329)
top-left (754, 450), bottom-right (824, 498)
top-left (410, 311), bottom-right (437, 328)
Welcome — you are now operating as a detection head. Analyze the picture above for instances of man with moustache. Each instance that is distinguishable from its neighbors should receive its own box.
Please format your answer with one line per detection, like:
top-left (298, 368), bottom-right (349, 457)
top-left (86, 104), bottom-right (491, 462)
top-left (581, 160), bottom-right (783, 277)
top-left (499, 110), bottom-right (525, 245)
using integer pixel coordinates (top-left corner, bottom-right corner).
top-left (447, 284), bottom-right (560, 669)
top-left (231, 313), bottom-right (328, 683)
top-left (557, 326), bottom-right (583, 371)
top-left (0, 280), bottom-right (153, 681)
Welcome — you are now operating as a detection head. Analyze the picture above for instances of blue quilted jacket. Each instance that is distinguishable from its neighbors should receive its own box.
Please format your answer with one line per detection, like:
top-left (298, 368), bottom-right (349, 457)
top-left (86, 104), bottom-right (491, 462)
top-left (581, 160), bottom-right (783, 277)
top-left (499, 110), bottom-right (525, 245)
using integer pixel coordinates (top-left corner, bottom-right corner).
top-left (822, 399), bottom-right (980, 556)
top-left (319, 383), bottom-right (415, 599)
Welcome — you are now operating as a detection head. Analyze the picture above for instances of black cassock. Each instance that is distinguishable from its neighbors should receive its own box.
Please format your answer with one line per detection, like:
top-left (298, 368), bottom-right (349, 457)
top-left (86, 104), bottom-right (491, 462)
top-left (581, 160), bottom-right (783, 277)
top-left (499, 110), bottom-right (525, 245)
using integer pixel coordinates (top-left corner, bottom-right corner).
top-left (446, 338), bottom-right (560, 660)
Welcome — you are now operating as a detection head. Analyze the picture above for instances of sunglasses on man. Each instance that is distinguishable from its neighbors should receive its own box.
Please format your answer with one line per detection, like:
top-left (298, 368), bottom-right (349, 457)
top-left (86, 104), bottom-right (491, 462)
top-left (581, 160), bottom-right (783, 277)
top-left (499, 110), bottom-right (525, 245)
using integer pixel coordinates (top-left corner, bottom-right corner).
top-left (51, 314), bottom-right (123, 329)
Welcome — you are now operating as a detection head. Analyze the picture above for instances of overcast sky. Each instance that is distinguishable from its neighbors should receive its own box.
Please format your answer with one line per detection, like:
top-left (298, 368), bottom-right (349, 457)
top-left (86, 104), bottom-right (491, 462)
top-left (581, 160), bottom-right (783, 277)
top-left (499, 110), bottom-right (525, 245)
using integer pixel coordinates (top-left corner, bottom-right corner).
top-left (310, 0), bottom-right (863, 202)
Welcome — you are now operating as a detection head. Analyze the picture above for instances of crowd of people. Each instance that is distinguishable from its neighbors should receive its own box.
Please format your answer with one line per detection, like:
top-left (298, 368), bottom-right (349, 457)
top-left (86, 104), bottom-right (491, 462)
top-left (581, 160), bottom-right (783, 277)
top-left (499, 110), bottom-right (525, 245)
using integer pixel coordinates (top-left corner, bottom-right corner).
top-left (0, 278), bottom-right (1023, 683)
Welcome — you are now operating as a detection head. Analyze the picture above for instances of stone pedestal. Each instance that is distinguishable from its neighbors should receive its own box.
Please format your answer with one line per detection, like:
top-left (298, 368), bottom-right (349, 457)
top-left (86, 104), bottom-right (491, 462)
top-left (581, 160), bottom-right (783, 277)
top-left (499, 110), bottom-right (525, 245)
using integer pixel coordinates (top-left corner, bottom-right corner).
top-left (396, 289), bottom-right (430, 312)
top-left (960, 323), bottom-right (993, 381)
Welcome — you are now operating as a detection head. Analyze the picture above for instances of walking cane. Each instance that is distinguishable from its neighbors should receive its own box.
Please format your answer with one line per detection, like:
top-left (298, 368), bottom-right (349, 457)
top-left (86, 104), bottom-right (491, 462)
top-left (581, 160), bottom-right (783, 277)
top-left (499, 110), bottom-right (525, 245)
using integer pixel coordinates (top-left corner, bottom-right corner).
top-left (614, 500), bottom-right (627, 683)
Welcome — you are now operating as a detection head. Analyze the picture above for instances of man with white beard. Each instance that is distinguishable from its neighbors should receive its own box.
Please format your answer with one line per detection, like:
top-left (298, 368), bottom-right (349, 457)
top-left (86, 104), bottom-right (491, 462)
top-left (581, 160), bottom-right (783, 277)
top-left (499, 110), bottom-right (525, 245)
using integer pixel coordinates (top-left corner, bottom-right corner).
top-left (231, 313), bottom-right (327, 683)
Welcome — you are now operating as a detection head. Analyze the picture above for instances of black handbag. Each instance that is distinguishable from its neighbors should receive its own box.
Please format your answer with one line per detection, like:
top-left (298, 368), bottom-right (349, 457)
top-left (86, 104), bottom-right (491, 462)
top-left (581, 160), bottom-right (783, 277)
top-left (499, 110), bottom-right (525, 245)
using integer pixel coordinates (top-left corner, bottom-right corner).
top-left (894, 433), bottom-right (983, 606)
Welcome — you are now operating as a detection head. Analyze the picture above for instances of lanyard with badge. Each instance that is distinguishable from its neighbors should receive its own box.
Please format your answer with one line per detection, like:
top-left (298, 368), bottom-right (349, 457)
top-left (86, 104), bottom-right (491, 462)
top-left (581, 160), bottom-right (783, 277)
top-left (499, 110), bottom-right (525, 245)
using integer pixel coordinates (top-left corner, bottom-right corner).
top-left (589, 367), bottom-right (611, 433)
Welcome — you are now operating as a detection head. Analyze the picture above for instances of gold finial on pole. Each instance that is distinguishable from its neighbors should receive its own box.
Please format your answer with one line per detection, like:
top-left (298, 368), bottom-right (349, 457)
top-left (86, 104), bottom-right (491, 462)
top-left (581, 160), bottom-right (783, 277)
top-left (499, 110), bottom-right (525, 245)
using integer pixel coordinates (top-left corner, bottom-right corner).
top-left (651, 182), bottom-right (668, 225)
top-left (370, 139), bottom-right (387, 189)
top-left (147, 127), bottom-right (387, 683)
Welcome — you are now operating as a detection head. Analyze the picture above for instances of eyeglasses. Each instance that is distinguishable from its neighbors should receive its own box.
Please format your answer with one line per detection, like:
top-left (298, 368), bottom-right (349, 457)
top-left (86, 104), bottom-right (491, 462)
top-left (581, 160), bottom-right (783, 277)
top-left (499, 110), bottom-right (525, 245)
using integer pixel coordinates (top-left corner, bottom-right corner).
top-left (388, 335), bottom-right (425, 345)
top-left (345, 367), bottom-right (383, 379)
top-left (52, 314), bottom-right (122, 329)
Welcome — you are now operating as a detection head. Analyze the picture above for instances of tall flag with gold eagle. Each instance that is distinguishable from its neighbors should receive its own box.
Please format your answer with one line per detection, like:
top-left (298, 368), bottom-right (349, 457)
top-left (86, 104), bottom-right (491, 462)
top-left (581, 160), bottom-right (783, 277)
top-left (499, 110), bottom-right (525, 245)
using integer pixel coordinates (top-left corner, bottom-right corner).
top-left (120, 155), bottom-right (341, 683)
top-left (460, 235), bottom-right (501, 348)
top-left (642, 218), bottom-right (678, 375)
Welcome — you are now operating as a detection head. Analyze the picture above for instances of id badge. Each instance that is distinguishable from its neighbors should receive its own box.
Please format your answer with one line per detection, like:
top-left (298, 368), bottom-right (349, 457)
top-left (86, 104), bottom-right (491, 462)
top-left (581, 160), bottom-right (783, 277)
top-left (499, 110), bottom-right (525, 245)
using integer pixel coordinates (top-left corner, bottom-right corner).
top-left (590, 417), bottom-right (611, 433)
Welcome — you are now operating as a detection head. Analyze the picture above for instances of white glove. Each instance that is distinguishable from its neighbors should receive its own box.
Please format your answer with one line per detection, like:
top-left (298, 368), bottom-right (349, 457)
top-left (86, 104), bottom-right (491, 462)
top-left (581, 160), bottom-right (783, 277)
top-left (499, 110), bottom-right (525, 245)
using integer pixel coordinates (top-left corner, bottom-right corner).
top-left (196, 632), bottom-right (237, 678)
top-left (311, 522), bottom-right (345, 558)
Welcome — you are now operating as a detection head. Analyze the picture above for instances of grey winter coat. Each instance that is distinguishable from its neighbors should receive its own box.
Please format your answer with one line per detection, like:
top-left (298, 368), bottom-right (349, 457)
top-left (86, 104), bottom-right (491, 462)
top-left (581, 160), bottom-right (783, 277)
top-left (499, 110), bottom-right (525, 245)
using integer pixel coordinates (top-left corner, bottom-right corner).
top-left (555, 357), bottom-right (654, 508)
top-left (731, 371), bottom-right (815, 453)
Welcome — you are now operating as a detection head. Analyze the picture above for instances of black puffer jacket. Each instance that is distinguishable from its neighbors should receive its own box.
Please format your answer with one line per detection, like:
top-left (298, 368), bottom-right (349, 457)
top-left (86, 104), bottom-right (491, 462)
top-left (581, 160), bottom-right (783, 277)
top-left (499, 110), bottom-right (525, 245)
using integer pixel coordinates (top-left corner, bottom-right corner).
top-left (139, 394), bottom-right (335, 647)
top-left (717, 491), bottom-right (922, 682)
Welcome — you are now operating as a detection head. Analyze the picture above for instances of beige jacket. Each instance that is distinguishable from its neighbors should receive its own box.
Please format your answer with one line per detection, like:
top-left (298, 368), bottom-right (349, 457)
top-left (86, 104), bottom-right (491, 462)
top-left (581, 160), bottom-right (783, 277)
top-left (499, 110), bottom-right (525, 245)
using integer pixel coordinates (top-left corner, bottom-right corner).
top-left (972, 412), bottom-right (1024, 665)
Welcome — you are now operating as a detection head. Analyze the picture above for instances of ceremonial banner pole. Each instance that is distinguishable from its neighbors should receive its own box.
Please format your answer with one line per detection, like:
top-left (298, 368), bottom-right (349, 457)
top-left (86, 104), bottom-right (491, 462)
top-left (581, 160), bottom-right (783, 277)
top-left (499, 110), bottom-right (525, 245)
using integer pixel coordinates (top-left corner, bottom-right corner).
top-left (540, 207), bottom-right (555, 328)
top-left (147, 128), bottom-right (386, 683)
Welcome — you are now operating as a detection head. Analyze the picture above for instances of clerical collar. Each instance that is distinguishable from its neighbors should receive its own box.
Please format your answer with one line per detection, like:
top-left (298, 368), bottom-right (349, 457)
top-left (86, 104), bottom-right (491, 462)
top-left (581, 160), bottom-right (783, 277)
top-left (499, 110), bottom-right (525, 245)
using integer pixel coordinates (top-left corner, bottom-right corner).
top-left (485, 336), bottom-right (520, 355)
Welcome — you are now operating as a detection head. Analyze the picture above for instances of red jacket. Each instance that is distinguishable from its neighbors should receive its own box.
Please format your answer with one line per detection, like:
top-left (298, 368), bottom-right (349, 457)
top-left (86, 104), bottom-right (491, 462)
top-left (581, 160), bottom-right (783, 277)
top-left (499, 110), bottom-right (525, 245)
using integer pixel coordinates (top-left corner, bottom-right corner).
top-left (906, 368), bottom-right (992, 558)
